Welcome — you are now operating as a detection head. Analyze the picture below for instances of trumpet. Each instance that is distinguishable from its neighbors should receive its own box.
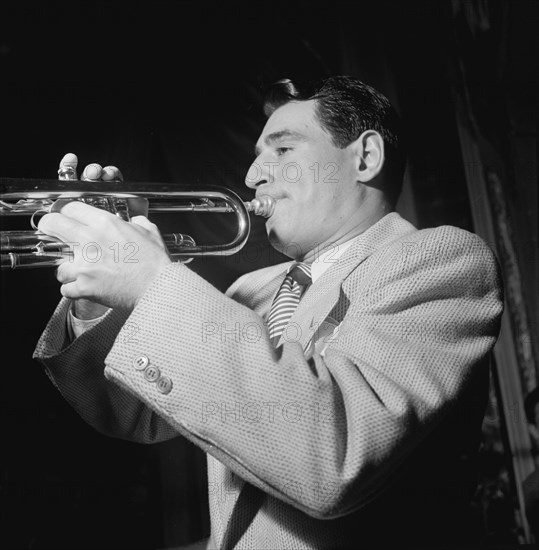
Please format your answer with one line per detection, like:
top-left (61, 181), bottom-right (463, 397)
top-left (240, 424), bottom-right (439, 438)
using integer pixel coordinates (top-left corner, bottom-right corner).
top-left (0, 177), bottom-right (275, 269)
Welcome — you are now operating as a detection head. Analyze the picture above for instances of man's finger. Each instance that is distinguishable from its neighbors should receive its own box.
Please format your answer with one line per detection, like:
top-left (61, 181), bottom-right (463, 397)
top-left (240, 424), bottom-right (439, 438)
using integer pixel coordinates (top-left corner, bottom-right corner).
top-left (58, 153), bottom-right (79, 180)
top-left (131, 215), bottom-right (162, 238)
top-left (130, 215), bottom-right (154, 229)
top-left (57, 200), bottom-right (121, 226)
top-left (50, 198), bottom-right (77, 214)
top-left (82, 163), bottom-right (104, 181)
top-left (60, 280), bottom-right (86, 300)
top-left (56, 261), bottom-right (77, 284)
top-left (126, 198), bottom-right (149, 217)
top-left (101, 165), bottom-right (123, 182)
top-left (38, 212), bottom-right (86, 241)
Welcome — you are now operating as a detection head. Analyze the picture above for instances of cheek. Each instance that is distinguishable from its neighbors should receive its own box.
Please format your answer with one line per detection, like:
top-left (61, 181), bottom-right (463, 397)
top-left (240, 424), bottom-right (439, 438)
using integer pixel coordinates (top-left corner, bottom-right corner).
top-left (280, 161), bottom-right (304, 184)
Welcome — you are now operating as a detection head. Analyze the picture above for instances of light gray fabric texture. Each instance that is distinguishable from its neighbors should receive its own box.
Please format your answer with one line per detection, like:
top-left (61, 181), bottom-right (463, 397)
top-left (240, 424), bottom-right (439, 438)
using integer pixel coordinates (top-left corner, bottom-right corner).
top-left (34, 212), bottom-right (504, 548)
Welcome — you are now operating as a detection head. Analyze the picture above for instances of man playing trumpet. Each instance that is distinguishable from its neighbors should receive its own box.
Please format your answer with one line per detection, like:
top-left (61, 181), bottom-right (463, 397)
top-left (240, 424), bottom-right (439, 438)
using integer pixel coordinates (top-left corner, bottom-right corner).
top-left (34, 76), bottom-right (503, 548)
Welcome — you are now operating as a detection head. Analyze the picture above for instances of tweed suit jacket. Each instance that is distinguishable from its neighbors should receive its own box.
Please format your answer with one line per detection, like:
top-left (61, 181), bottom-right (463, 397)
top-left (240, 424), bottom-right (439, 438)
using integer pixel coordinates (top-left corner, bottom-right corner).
top-left (34, 212), bottom-right (503, 548)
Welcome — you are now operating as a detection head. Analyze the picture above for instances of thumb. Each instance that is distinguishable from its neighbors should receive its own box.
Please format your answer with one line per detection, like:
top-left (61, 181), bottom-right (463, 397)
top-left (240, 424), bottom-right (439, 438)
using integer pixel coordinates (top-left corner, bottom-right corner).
top-left (130, 215), bottom-right (160, 235)
top-left (130, 216), bottom-right (169, 251)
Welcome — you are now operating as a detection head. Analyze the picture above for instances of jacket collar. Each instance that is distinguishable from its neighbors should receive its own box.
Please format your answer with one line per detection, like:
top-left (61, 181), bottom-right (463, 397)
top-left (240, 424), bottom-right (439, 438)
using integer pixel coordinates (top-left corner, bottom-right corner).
top-left (287, 212), bottom-right (416, 349)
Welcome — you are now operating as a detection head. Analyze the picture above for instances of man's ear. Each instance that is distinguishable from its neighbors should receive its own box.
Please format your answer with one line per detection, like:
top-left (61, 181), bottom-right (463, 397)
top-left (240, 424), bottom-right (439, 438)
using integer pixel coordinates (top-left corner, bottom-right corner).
top-left (352, 130), bottom-right (385, 182)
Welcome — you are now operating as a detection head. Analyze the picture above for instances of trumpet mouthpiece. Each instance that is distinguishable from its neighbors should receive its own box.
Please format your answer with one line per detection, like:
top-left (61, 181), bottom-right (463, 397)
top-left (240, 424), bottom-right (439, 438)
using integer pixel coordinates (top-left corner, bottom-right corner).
top-left (247, 195), bottom-right (275, 218)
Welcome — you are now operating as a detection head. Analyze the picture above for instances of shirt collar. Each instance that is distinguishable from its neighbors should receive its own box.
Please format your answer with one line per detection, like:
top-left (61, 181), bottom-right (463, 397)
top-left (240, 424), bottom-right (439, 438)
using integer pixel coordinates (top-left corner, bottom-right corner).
top-left (286, 236), bottom-right (359, 284)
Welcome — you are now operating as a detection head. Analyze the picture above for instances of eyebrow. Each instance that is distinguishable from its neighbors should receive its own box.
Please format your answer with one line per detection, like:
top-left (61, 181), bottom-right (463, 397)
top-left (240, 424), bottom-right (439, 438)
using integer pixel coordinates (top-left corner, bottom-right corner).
top-left (254, 130), bottom-right (307, 156)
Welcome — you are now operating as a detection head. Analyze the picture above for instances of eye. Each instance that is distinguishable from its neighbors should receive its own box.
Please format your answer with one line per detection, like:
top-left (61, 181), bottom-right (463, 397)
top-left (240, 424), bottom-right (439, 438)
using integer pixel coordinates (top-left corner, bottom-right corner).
top-left (276, 147), bottom-right (292, 156)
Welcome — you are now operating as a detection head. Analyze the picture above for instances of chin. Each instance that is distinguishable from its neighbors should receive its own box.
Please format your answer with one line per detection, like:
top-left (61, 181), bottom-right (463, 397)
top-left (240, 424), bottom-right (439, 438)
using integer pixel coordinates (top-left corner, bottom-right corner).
top-left (268, 229), bottom-right (303, 259)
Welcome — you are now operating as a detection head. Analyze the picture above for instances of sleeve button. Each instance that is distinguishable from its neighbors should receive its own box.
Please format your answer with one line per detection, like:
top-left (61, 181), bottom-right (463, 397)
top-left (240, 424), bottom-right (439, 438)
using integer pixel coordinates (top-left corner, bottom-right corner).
top-left (143, 365), bottom-right (160, 382)
top-left (133, 356), bottom-right (149, 370)
top-left (156, 376), bottom-right (173, 394)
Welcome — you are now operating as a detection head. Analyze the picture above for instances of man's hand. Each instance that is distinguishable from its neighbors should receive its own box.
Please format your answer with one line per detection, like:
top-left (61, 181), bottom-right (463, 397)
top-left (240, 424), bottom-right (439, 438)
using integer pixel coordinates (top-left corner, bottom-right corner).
top-left (39, 201), bottom-right (171, 310)
top-left (45, 154), bottom-right (171, 312)
top-left (57, 153), bottom-right (148, 217)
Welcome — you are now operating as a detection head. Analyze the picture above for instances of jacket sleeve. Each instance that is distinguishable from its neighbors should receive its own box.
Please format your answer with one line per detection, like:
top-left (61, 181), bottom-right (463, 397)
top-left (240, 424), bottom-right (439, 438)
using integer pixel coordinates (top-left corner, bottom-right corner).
top-left (103, 226), bottom-right (504, 518)
top-left (33, 298), bottom-right (179, 443)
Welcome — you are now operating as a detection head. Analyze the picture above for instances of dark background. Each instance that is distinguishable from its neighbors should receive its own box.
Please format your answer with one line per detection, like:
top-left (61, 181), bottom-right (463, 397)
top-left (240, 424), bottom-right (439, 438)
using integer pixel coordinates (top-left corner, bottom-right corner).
top-left (1, 1), bottom-right (537, 548)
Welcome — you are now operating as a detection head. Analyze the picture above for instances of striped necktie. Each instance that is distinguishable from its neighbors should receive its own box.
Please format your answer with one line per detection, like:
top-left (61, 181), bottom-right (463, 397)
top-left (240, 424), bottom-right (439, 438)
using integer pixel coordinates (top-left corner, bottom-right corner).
top-left (267, 262), bottom-right (312, 347)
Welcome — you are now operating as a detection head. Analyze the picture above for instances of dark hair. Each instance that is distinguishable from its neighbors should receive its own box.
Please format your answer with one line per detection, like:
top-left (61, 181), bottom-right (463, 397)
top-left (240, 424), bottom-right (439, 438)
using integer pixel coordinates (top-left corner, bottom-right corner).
top-left (263, 76), bottom-right (406, 203)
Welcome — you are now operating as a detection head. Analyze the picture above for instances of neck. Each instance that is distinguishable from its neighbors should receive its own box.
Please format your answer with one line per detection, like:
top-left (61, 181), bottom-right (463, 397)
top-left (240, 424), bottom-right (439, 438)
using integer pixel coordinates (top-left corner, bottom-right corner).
top-left (301, 199), bottom-right (393, 264)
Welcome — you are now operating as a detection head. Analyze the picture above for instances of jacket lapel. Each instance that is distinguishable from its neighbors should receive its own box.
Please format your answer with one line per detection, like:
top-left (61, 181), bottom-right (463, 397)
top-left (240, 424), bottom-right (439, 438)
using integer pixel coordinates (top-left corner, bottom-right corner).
top-left (290, 213), bottom-right (416, 350)
top-left (227, 261), bottom-right (293, 318)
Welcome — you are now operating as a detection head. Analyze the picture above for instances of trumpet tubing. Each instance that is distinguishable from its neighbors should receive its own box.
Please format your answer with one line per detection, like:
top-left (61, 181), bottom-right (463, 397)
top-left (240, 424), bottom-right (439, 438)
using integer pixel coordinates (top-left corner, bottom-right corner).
top-left (0, 178), bottom-right (275, 269)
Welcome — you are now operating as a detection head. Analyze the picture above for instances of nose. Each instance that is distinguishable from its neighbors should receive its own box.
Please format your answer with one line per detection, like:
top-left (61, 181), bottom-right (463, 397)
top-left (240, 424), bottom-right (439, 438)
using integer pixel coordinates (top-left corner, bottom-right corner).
top-left (244, 156), bottom-right (270, 189)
